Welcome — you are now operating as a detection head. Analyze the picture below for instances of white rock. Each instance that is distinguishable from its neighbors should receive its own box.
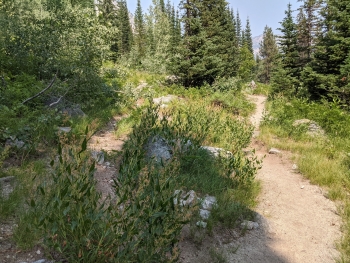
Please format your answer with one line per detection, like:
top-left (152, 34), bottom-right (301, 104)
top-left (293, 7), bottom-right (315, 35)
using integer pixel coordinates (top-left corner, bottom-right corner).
top-left (174, 190), bottom-right (197, 207)
top-left (57, 127), bottom-right (72, 133)
top-left (201, 196), bottom-right (217, 211)
top-left (269, 148), bottom-right (281, 154)
top-left (153, 95), bottom-right (178, 105)
top-left (240, 220), bottom-right (259, 230)
top-left (36, 249), bottom-right (41, 255)
top-left (292, 164), bottom-right (298, 170)
top-left (301, 185), bottom-right (305, 189)
top-left (201, 146), bottom-right (232, 158)
top-left (33, 260), bottom-right (53, 263)
top-left (196, 221), bottom-right (207, 228)
top-left (105, 162), bottom-right (111, 167)
top-left (199, 209), bottom-right (211, 220)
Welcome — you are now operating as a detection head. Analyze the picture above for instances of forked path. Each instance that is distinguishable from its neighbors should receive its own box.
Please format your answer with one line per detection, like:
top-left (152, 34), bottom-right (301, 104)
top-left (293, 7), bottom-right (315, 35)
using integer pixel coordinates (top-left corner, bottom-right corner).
top-left (227, 95), bottom-right (341, 262)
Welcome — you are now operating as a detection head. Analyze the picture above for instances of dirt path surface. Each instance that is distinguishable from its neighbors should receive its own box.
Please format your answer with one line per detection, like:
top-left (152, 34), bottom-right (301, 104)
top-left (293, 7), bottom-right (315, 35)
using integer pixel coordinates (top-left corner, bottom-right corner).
top-left (226, 95), bottom-right (341, 262)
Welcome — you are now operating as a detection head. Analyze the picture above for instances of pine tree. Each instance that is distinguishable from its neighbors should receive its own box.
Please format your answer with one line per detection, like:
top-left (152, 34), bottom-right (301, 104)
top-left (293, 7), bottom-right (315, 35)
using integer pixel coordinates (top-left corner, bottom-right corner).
top-left (117, 0), bottom-right (133, 55)
top-left (258, 26), bottom-right (279, 83)
top-left (277, 3), bottom-right (299, 77)
top-left (236, 11), bottom-right (242, 46)
top-left (245, 18), bottom-right (253, 54)
top-left (296, 8), bottom-right (309, 67)
top-left (304, 0), bottom-right (350, 102)
top-left (175, 0), bottom-right (209, 86)
top-left (159, 0), bottom-right (165, 13)
top-left (297, 0), bottom-right (322, 61)
top-left (134, 0), bottom-right (145, 58)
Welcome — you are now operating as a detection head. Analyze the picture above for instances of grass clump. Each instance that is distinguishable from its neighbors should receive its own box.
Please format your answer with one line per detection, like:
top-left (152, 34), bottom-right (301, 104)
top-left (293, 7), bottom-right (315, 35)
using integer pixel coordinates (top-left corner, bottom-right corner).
top-left (18, 96), bottom-right (260, 261)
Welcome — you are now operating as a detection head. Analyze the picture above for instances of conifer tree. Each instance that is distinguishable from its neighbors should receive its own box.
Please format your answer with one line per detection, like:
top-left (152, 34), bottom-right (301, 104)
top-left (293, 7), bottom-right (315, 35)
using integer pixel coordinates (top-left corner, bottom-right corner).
top-left (245, 18), bottom-right (253, 54)
top-left (303, 0), bottom-right (350, 102)
top-left (296, 8), bottom-right (309, 67)
top-left (277, 3), bottom-right (299, 77)
top-left (117, 0), bottom-right (133, 55)
top-left (175, 0), bottom-right (209, 86)
top-left (236, 11), bottom-right (242, 46)
top-left (258, 26), bottom-right (278, 83)
top-left (134, 0), bottom-right (145, 58)
top-left (297, 0), bottom-right (322, 61)
top-left (159, 0), bottom-right (165, 13)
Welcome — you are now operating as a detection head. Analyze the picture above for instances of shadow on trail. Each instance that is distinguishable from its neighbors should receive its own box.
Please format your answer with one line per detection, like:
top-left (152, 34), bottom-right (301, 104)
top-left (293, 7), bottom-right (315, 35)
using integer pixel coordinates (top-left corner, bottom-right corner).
top-left (227, 212), bottom-right (290, 263)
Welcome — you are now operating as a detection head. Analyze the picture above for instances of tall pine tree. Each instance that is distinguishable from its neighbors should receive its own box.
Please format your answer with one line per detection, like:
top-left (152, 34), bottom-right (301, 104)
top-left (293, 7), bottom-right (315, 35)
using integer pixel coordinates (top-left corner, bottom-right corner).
top-left (245, 18), bottom-right (253, 54)
top-left (277, 3), bottom-right (299, 77)
top-left (258, 26), bottom-right (278, 83)
top-left (134, 0), bottom-right (145, 58)
top-left (117, 0), bottom-right (133, 55)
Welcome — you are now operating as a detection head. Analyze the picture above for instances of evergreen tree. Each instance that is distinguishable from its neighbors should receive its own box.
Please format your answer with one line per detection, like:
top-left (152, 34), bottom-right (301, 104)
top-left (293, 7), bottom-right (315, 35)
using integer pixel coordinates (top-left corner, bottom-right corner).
top-left (175, 0), bottom-right (209, 86)
top-left (303, 0), bottom-right (350, 102)
top-left (277, 3), bottom-right (299, 77)
top-left (296, 8), bottom-right (309, 67)
top-left (236, 11), bottom-right (242, 46)
top-left (244, 18), bottom-right (253, 54)
top-left (117, 0), bottom-right (133, 55)
top-left (159, 0), bottom-right (165, 13)
top-left (258, 25), bottom-right (279, 83)
top-left (134, 0), bottom-right (145, 58)
top-left (297, 0), bottom-right (322, 61)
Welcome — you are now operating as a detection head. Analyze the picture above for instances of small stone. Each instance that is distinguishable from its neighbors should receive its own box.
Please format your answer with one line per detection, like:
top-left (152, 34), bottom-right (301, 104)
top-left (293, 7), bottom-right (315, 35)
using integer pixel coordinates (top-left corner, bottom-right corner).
top-left (105, 162), bottom-right (111, 167)
top-left (201, 196), bottom-right (217, 211)
top-left (301, 185), bottom-right (305, 189)
top-left (91, 151), bottom-right (105, 165)
top-left (199, 209), bottom-right (211, 220)
top-left (269, 148), bottom-right (281, 154)
top-left (33, 260), bottom-right (51, 263)
top-left (174, 190), bottom-right (197, 207)
top-left (57, 127), bottom-right (72, 133)
top-left (196, 221), bottom-right (207, 228)
top-left (241, 220), bottom-right (259, 230)
top-left (153, 95), bottom-right (178, 105)
top-left (292, 164), bottom-right (298, 170)
top-left (201, 146), bottom-right (232, 158)
top-left (36, 249), bottom-right (41, 255)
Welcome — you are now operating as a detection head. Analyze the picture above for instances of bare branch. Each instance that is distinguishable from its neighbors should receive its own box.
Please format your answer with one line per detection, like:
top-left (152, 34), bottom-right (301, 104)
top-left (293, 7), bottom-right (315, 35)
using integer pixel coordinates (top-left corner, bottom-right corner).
top-left (22, 73), bottom-right (57, 105)
top-left (48, 85), bottom-right (71, 107)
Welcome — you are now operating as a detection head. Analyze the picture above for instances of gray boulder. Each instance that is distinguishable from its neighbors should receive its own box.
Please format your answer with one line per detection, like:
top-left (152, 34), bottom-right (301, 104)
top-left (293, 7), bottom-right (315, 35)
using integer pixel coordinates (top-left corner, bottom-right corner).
top-left (145, 136), bottom-right (172, 163)
top-left (293, 119), bottom-right (325, 136)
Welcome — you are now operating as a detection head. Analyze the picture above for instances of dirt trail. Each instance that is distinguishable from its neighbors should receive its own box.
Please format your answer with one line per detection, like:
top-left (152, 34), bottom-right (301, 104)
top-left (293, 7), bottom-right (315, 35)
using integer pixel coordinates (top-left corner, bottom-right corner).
top-left (226, 95), bottom-right (341, 262)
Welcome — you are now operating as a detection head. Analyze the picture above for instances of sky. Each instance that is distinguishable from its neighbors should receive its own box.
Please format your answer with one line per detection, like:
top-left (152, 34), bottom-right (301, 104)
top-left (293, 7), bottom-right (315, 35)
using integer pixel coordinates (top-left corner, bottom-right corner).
top-left (126, 0), bottom-right (300, 37)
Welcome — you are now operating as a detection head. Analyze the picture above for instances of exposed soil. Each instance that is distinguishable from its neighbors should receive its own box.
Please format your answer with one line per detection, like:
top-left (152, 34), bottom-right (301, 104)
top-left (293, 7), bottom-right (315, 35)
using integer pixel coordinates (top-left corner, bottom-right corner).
top-left (179, 95), bottom-right (341, 263)
top-left (227, 95), bottom-right (341, 262)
